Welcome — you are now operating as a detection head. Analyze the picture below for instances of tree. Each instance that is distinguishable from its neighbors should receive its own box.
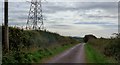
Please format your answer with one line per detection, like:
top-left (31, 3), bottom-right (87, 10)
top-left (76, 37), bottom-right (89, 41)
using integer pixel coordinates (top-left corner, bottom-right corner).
top-left (83, 34), bottom-right (97, 43)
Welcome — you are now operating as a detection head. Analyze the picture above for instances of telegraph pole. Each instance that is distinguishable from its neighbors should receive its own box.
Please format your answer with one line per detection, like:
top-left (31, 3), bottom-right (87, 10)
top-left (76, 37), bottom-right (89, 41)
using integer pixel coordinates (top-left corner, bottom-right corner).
top-left (4, 0), bottom-right (9, 52)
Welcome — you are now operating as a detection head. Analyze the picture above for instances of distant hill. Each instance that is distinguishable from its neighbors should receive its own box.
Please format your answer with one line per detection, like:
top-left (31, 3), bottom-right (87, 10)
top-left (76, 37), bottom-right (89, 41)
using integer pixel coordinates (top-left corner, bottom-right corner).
top-left (71, 37), bottom-right (84, 43)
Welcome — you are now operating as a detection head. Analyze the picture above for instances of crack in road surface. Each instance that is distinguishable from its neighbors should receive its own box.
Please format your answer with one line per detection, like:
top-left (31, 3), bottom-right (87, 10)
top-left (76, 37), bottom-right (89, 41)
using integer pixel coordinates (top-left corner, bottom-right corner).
top-left (44, 43), bottom-right (86, 63)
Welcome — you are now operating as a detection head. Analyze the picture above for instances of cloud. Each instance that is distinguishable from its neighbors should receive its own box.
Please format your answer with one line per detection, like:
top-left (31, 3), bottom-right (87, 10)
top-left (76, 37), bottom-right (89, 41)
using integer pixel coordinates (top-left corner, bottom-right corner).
top-left (74, 21), bottom-right (114, 25)
top-left (42, 2), bottom-right (118, 14)
top-left (9, 20), bottom-right (26, 25)
top-left (48, 24), bottom-right (73, 29)
top-left (87, 15), bottom-right (117, 19)
top-left (0, 2), bottom-right (118, 38)
top-left (74, 20), bottom-right (118, 29)
top-left (100, 24), bottom-right (118, 29)
top-left (3, 0), bottom-right (118, 2)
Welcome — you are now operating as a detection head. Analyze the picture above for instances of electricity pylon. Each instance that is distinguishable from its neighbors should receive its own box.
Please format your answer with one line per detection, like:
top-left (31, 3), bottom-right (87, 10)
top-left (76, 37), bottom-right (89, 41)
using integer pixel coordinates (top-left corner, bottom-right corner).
top-left (27, 0), bottom-right (44, 30)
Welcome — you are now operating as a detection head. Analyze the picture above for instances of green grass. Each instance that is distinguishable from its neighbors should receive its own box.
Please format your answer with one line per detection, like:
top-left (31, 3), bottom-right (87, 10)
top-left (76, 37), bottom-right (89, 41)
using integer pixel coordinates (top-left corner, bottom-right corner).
top-left (26, 44), bottom-right (77, 63)
top-left (3, 26), bottom-right (80, 64)
top-left (3, 44), bottom-right (77, 64)
top-left (85, 44), bottom-right (111, 63)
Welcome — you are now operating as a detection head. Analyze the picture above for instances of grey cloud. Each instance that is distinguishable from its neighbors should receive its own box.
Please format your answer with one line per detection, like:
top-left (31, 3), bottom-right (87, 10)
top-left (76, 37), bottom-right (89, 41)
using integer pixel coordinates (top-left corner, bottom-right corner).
top-left (9, 14), bottom-right (28, 20)
top-left (49, 24), bottom-right (72, 29)
top-left (9, 10), bottom-right (28, 14)
top-left (42, 2), bottom-right (118, 13)
top-left (6, 2), bottom-right (119, 28)
top-left (42, 2), bottom-right (75, 13)
top-left (74, 21), bottom-right (118, 29)
top-left (87, 15), bottom-right (118, 19)
top-left (100, 24), bottom-right (118, 29)
top-left (75, 2), bottom-right (117, 10)
top-left (9, 21), bottom-right (26, 25)
top-left (74, 21), bottom-right (114, 25)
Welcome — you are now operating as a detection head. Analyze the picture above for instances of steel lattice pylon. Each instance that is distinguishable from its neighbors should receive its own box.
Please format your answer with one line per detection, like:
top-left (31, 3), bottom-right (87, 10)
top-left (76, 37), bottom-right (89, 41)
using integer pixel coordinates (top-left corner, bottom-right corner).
top-left (26, 0), bottom-right (44, 30)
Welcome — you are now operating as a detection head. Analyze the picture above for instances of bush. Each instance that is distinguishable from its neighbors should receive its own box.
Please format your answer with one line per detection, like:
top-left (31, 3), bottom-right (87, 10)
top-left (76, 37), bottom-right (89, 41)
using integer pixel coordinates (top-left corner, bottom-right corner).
top-left (2, 26), bottom-right (79, 63)
top-left (87, 34), bottom-right (120, 62)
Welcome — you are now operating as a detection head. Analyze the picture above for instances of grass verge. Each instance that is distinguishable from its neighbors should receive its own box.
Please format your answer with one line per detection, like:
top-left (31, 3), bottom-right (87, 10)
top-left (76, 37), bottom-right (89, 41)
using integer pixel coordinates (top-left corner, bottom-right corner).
top-left (27, 44), bottom-right (77, 63)
top-left (85, 44), bottom-right (113, 63)
top-left (3, 44), bottom-right (78, 64)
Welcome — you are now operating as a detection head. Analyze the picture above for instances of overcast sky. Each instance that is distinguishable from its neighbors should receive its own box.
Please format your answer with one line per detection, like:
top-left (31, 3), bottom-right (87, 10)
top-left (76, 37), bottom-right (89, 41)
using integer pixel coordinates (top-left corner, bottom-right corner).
top-left (0, 0), bottom-right (119, 38)
top-left (0, 0), bottom-right (119, 2)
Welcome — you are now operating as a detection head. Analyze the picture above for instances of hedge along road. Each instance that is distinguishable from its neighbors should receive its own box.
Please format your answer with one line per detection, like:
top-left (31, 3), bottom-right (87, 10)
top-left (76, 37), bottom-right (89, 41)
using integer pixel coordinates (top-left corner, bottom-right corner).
top-left (44, 43), bottom-right (86, 63)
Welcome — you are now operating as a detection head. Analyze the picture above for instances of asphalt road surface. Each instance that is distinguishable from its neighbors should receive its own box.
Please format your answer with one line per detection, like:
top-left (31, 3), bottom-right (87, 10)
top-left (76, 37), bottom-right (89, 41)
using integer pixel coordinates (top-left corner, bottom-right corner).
top-left (44, 43), bottom-right (86, 63)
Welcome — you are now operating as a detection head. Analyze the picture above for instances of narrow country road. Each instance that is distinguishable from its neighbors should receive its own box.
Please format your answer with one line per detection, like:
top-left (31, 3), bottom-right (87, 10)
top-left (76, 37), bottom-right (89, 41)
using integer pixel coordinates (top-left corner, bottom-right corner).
top-left (44, 43), bottom-right (86, 63)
